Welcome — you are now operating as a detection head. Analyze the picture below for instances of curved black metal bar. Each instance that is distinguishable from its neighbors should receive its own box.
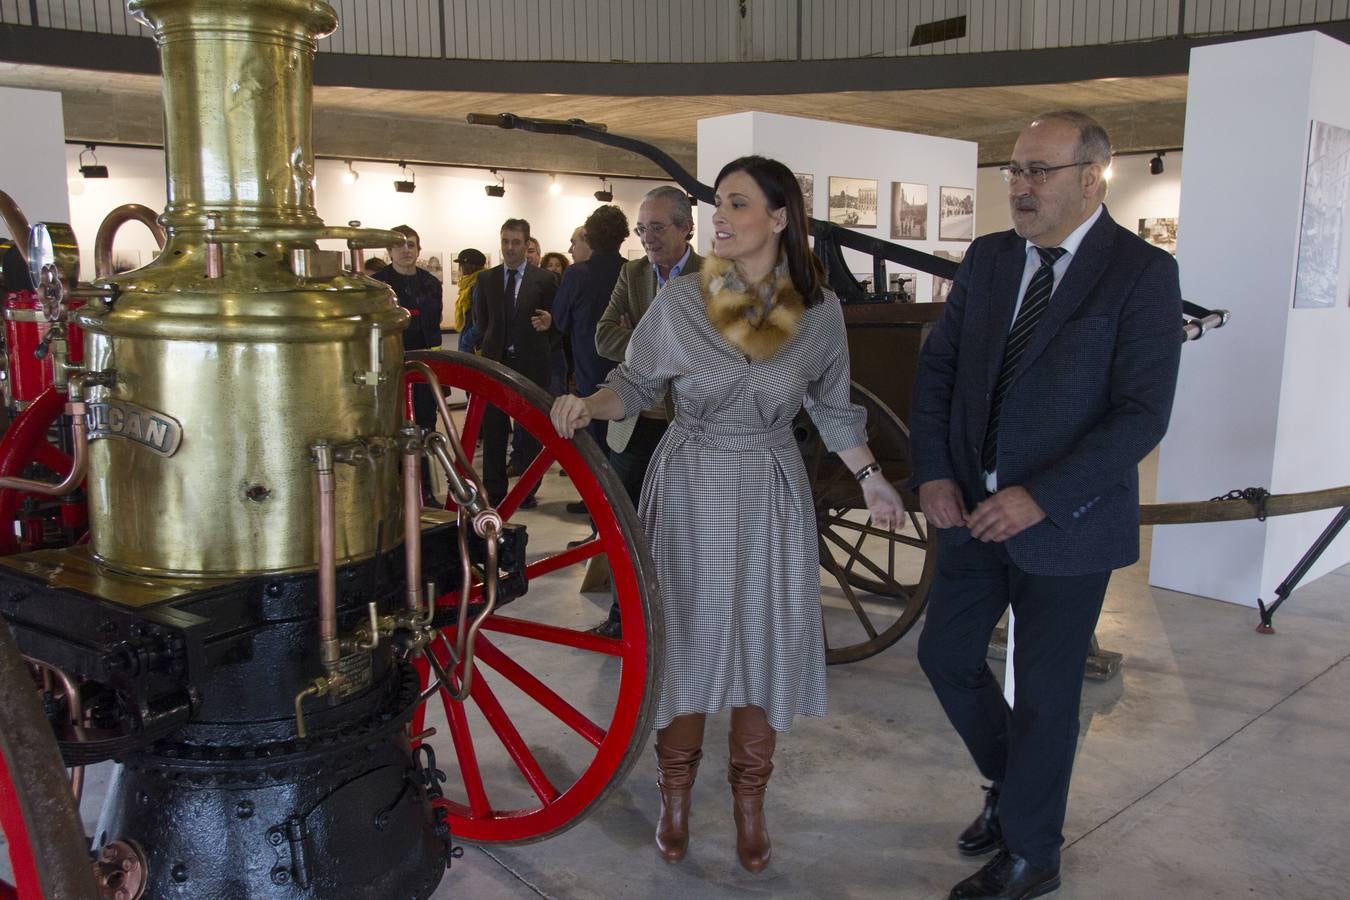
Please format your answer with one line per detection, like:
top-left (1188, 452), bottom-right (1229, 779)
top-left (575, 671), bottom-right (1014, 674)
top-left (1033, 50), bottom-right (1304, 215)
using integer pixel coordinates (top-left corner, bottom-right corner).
top-left (468, 112), bottom-right (1230, 330)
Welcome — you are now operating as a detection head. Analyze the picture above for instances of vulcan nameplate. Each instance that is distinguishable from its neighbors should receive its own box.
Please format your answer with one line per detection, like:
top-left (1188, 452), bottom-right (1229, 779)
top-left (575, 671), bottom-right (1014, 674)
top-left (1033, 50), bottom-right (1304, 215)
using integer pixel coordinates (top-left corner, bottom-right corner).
top-left (85, 400), bottom-right (183, 457)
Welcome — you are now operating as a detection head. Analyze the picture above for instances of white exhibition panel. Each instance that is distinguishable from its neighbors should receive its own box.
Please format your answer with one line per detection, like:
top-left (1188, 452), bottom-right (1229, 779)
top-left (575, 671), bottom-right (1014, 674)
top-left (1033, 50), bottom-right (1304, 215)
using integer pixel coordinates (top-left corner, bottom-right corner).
top-left (0, 87), bottom-right (70, 243)
top-left (695, 111), bottom-right (978, 302)
top-left (1150, 31), bottom-right (1350, 606)
top-left (61, 145), bottom-right (672, 292)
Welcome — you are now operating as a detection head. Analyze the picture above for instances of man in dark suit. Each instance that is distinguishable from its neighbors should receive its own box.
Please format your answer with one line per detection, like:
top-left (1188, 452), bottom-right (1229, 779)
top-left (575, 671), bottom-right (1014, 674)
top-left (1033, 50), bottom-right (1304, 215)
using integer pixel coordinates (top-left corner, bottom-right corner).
top-left (472, 218), bottom-right (557, 507)
top-left (909, 111), bottom-right (1182, 900)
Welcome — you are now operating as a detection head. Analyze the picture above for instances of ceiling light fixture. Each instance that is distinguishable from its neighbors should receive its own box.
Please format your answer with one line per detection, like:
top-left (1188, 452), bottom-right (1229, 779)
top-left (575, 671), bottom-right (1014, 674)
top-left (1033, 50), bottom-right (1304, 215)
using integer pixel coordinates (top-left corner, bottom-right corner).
top-left (78, 144), bottom-right (108, 179)
top-left (1149, 151), bottom-right (1165, 176)
top-left (548, 175), bottom-right (562, 197)
top-left (394, 161), bottom-right (416, 193)
top-left (594, 178), bottom-right (614, 202)
top-left (342, 160), bottom-right (359, 185)
top-left (485, 169), bottom-right (505, 198)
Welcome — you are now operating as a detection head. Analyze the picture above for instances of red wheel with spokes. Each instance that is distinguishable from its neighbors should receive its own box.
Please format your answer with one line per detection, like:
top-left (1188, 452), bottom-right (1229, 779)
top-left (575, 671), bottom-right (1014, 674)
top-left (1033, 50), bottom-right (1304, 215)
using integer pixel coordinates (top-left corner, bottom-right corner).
top-left (0, 386), bottom-right (85, 556)
top-left (404, 351), bottom-right (662, 844)
top-left (0, 624), bottom-right (97, 898)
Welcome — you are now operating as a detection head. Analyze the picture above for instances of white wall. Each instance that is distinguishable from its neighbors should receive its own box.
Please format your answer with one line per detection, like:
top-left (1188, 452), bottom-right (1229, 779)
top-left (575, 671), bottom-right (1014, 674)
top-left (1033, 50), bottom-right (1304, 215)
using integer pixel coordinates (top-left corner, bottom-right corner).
top-left (1150, 31), bottom-right (1350, 606)
top-left (696, 111), bottom-right (978, 301)
top-left (61, 145), bottom-right (671, 287)
top-left (976, 151), bottom-right (1185, 238)
top-left (0, 87), bottom-right (70, 250)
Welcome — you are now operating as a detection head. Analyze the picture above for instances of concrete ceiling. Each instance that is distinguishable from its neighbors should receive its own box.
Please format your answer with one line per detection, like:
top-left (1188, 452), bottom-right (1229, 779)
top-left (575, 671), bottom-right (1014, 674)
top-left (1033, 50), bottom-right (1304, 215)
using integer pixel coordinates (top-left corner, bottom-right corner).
top-left (0, 61), bottom-right (1188, 178)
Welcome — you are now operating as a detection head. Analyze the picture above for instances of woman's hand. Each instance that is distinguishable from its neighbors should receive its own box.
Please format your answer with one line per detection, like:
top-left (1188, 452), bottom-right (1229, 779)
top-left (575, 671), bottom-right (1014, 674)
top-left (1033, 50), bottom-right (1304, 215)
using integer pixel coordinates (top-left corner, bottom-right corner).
top-left (861, 476), bottom-right (905, 530)
top-left (550, 394), bottom-right (592, 438)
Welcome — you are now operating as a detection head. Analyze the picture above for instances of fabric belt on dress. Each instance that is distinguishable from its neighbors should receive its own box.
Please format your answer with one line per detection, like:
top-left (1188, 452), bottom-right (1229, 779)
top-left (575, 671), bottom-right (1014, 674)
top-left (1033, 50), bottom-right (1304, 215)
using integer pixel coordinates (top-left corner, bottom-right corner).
top-left (669, 413), bottom-right (795, 452)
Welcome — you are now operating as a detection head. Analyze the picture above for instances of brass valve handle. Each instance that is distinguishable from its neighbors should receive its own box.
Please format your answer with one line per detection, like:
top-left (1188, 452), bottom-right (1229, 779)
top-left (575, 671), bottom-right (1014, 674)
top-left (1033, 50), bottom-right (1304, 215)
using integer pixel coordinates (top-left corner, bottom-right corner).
top-left (204, 225), bottom-right (404, 249)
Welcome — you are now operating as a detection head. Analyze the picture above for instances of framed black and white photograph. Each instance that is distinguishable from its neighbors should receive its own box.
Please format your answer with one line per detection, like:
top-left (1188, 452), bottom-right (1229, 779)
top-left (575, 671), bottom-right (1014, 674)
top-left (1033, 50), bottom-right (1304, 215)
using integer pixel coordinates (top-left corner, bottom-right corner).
top-left (938, 186), bottom-right (975, 242)
top-left (828, 176), bottom-right (878, 228)
top-left (888, 271), bottom-right (916, 302)
top-left (1137, 218), bottom-right (1178, 255)
top-left (794, 173), bottom-right (815, 218)
top-left (932, 250), bottom-right (965, 302)
top-left (891, 182), bottom-right (928, 241)
top-left (1293, 120), bottom-right (1350, 309)
top-left (419, 252), bottom-right (445, 283)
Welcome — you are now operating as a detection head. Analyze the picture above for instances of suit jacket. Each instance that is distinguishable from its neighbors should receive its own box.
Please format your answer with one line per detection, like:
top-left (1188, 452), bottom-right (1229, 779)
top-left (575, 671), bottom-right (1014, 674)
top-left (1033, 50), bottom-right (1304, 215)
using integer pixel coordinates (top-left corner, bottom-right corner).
top-left (908, 208), bottom-right (1182, 576)
top-left (553, 250), bottom-right (625, 394)
top-left (472, 262), bottom-right (557, 386)
top-left (596, 250), bottom-right (704, 451)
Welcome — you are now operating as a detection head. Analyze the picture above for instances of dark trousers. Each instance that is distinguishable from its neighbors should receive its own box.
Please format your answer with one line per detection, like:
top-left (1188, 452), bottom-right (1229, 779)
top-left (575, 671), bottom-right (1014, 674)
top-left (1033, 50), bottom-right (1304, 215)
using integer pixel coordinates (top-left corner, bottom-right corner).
top-left (482, 353), bottom-right (545, 504)
top-left (917, 535), bottom-right (1110, 870)
top-left (602, 416), bottom-right (668, 623)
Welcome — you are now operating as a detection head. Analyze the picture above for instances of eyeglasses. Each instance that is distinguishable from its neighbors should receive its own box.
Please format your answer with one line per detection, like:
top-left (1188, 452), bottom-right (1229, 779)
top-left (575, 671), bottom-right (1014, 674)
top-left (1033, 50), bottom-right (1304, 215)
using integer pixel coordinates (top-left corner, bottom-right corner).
top-left (633, 222), bottom-right (671, 238)
top-left (999, 162), bottom-right (1090, 185)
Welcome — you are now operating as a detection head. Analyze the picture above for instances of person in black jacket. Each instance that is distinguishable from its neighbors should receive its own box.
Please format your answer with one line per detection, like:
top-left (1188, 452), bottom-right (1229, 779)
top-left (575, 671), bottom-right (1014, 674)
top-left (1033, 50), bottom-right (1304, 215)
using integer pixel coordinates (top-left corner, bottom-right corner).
top-left (373, 225), bottom-right (444, 503)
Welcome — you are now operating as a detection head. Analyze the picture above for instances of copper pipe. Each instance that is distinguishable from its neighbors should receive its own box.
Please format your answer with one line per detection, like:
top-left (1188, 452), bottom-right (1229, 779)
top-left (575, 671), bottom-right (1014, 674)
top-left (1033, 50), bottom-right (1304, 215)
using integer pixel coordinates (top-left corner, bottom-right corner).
top-left (402, 426), bottom-right (423, 612)
top-left (94, 204), bottom-right (167, 278)
top-left (0, 190), bottom-right (29, 262)
top-left (405, 360), bottom-right (496, 531)
top-left (0, 400), bottom-right (88, 495)
top-left (25, 656), bottom-right (86, 804)
top-left (312, 441), bottom-right (338, 666)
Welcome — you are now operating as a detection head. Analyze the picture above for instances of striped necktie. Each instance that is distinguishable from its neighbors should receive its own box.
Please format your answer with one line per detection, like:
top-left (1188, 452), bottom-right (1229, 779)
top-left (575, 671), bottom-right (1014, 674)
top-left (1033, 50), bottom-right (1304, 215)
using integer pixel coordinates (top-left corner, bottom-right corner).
top-left (981, 245), bottom-right (1068, 473)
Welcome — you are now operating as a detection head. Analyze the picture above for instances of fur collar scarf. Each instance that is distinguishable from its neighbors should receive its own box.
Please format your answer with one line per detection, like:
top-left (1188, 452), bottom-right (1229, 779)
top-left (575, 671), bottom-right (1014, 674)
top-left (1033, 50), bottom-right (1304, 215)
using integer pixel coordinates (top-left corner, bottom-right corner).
top-left (701, 254), bottom-right (804, 360)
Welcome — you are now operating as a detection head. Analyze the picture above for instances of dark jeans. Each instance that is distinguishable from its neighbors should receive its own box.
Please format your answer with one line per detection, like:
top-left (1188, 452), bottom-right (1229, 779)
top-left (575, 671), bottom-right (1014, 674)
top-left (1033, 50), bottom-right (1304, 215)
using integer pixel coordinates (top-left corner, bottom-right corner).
top-left (602, 416), bottom-right (668, 624)
top-left (916, 535), bottom-right (1110, 870)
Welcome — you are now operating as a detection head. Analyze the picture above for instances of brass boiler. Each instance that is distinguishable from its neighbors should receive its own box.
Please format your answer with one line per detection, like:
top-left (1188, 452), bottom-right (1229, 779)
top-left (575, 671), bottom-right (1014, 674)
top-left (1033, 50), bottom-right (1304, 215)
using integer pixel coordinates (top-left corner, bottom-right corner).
top-left (76, 0), bottom-right (408, 577)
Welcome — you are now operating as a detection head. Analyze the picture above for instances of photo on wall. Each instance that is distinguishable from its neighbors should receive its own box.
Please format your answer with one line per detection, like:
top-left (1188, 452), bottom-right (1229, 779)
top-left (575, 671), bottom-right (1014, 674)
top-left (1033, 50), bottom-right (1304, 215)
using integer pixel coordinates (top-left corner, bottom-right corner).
top-left (794, 173), bottom-right (815, 219)
top-left (888, 271), bottom-right (916, 302)
top-left (932, 250), bottom-right (965, 302)
top-left (1137, 218), bottom-right (1178, 255)
top-left (1293, 119), bottom-right (1350, 309)
top-left (938, 186), bottom-right (975, 241)
top-left (891, 182), bottom-right (928, 241)
top-left (828, 176), bottom-right (878, 228)
top-left (419, 252), bottom-right (445, 283)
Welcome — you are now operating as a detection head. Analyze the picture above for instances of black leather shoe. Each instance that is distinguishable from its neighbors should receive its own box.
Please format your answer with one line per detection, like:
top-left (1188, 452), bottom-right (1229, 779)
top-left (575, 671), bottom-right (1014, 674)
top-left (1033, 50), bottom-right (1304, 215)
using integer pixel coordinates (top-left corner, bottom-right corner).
top-left (518, 494), bottom-right (538, 510)
top-left (949, 850), bottom-right (1060, 900)
top-left (588, 619), bottom-right (622, 639)
top-left (565, 501), bottom-right (588, 515)
top-left (958, 785), bottom-right (1003, 856)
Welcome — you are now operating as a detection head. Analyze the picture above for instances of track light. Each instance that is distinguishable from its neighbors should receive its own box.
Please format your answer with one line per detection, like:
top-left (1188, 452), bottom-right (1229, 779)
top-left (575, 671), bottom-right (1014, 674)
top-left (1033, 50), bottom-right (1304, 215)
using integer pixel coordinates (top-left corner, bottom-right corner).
top-left (342, 160), bottom-right (359, 185)
top-left (485, 170), bottom-right (505, 198)
top-left (1149, 151), bottom-right (1165, 176)
top-left (394, 161), bottom-right (416, 193)
top-left (594, 178), bottom-right (613, 202)
top-left (78, 144), bottom-right (108, 179)
top-left (548, 175), bottom-right (562, 196)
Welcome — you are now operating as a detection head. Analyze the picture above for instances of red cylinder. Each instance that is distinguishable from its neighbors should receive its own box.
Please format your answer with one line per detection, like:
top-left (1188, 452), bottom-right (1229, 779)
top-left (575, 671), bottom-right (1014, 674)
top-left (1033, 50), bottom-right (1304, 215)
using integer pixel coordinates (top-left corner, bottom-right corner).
top-left (3, 290), bottom-right (85, 410)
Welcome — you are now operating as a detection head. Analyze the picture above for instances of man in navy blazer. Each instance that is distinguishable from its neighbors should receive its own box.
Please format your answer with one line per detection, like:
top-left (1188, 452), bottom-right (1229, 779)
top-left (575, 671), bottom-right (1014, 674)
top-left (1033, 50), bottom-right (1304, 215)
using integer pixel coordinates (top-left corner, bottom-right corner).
top-left (910, 111), bottom-right (1182, 900)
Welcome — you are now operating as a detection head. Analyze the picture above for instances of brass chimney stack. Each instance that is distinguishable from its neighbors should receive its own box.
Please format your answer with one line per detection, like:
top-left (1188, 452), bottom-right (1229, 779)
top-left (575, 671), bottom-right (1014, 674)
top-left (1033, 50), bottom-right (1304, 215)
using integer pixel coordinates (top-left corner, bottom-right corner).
top-left (76, 0), bottom-right (409, 577)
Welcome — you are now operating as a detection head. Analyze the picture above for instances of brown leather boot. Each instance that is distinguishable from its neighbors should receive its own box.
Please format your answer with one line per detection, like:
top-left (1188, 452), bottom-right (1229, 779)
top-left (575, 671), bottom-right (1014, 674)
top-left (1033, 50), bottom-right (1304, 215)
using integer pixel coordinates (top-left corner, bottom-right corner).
top-left (654, 713), bottom-right (706, 862)
top-left (728, 705), bottom-right (776, 873)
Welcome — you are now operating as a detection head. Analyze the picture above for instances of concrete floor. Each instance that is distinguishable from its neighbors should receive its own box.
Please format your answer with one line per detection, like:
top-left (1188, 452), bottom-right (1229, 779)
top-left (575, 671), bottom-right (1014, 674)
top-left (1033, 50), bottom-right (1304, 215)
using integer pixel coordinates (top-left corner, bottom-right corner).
top-left (11, 441), bottom-right (1350, 898)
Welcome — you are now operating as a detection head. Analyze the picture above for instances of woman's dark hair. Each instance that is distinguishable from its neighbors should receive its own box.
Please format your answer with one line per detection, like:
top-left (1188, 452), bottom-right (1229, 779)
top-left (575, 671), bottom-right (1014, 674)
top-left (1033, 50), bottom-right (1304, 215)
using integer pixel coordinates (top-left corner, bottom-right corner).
top-left (714, 155), bottom-right (824, 306)
top-left (583, 204), bottom-right (630, 254)
top-left (541, 251), bottom-right (570, 273)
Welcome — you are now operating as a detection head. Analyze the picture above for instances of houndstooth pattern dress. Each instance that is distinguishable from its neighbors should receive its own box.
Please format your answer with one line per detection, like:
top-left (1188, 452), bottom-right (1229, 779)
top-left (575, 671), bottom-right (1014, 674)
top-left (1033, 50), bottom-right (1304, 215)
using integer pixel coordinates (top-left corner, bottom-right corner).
top-left (603, 272), bottom-right (866, 732)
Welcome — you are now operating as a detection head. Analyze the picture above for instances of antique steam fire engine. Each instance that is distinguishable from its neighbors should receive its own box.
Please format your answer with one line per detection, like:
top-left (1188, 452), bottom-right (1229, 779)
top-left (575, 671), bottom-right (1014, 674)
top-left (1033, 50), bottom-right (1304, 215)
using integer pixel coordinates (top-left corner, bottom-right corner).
top-left (0, 2), bottom-right (659, 897)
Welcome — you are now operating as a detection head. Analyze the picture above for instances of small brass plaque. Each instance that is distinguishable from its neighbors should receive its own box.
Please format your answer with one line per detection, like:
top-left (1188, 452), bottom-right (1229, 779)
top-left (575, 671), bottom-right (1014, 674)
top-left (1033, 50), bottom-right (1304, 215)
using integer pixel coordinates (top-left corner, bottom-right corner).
top-left (86, 400), bottom-right (183, 457)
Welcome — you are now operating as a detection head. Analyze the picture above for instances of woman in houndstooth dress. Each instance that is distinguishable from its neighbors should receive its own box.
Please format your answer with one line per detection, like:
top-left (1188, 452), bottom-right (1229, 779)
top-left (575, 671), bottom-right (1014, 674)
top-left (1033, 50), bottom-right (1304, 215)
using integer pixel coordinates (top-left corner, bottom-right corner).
top-left (550, 156), bottom-right (904, 873)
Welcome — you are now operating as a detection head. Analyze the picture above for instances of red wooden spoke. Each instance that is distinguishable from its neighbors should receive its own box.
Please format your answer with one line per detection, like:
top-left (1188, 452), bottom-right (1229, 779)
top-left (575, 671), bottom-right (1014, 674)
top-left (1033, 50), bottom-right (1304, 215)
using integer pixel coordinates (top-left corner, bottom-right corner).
top-left (0, 743), bottom-right (41, 899)
top-left (466, 666), bottom-right (560, 806)
top-left (30, 442), bottom-right (71, 475)
top-left (481, 615), bottom-right (624, 657)
top-left (472, 636), bottom-right (606, 748)
top-left (459, 395), bottom-right (486, 464)
top-left (430, 641), bottom-right (492, 819)
top-left (524, 540), bottom-right (605, 578)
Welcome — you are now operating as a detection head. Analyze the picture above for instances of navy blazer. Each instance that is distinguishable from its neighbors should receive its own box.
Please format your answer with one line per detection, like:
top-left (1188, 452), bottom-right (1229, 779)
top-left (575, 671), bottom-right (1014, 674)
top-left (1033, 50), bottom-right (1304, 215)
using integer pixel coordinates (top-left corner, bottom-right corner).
top-left (552, 250), bottom-right (624, 395)
top-left (909, 208), bottom-right (1182, 576)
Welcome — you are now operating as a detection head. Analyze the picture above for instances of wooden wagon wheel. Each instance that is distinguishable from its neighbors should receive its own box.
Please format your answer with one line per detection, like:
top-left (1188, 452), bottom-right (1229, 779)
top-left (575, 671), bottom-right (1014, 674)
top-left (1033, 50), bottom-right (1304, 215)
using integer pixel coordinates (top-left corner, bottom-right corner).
top-left (403, 351), bottom-right (662, 844)
top-left (796, 381), bottom-right (938, 665)
top-left (0, 625), bottom-right (98, 899)
top-left (0, 386), bottom-right (86, 556)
